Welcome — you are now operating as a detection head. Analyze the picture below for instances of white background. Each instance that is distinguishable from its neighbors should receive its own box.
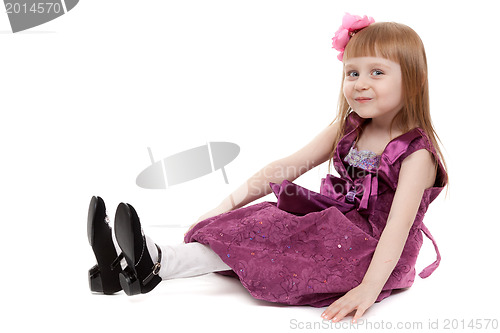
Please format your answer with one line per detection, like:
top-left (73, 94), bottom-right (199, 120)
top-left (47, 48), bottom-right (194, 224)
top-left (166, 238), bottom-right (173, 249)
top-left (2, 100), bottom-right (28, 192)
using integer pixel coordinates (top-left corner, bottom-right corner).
top-left (1, 1), bottom-right (499, 332)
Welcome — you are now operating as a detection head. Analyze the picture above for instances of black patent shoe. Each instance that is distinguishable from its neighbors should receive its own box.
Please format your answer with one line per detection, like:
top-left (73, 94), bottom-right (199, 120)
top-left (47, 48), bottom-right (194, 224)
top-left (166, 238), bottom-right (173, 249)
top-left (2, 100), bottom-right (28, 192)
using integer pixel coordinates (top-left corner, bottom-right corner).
top-left (87, 196), bottom-right (124, 294)
top-left (114, 202), bottom-right (162, 296)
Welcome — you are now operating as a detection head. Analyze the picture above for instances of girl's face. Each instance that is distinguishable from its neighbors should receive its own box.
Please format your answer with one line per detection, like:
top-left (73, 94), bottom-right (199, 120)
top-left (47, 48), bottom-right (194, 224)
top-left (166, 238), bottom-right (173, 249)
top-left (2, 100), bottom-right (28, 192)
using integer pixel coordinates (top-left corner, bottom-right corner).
top-left (343, 56), bottom-right (404, 123)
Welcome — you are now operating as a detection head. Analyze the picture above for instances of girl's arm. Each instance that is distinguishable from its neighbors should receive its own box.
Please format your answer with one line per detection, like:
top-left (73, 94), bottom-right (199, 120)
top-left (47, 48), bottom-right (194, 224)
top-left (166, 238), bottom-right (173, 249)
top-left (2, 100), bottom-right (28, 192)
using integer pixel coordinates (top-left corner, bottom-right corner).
top-left (190, 121), bottom-right (341, 225)
top-left (321, 148), bottom-right (437, 323)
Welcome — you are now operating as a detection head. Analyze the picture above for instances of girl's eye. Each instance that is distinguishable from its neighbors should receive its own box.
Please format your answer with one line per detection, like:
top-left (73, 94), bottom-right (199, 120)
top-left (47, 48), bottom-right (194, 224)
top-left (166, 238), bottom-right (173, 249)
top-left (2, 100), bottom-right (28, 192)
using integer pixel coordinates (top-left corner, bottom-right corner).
top-left (346, 71), bottom-right (358, 77)
top-left (372, 70), bottom-right (384, 76)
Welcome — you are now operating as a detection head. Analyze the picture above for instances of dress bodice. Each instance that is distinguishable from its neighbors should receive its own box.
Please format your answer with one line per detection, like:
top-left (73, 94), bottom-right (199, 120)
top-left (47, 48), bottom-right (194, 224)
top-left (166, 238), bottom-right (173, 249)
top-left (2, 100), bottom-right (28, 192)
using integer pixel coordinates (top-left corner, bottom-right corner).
top-left (344, 142), bottom-right (381, 171)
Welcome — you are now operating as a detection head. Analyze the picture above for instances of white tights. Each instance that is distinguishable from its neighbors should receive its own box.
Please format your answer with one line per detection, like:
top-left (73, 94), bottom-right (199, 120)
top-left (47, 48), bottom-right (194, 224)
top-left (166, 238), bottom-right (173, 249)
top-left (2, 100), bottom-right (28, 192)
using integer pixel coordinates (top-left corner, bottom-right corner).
top-left (145, 236), bottom-right (231, 280)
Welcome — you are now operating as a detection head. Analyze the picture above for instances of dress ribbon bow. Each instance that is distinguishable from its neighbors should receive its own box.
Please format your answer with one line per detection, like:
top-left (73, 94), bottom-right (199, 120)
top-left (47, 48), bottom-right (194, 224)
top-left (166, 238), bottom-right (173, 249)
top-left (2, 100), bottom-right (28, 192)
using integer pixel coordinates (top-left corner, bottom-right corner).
top-left (320, 173), bottom-right (378, 212)
top-left (269, 173), bottom-right (378, 216)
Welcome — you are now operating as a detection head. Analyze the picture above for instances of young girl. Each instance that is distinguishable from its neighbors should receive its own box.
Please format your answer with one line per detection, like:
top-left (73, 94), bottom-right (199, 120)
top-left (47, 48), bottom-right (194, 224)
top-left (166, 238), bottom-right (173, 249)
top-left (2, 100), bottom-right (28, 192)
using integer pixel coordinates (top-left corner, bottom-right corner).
top-left (87, 14), bottom-right (448, 323)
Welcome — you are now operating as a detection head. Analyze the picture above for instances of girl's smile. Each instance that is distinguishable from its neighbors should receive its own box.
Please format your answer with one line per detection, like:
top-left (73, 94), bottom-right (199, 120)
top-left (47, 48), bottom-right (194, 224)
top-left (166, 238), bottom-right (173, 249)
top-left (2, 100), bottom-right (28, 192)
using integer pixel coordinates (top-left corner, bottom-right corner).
top-left (354, 97), bottom-right (373, 103)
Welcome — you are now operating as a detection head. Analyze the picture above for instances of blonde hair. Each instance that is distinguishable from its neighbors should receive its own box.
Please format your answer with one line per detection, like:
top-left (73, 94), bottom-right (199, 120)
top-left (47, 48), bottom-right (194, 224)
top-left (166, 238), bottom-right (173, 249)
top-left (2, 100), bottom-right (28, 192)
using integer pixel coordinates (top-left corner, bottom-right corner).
top-left (328, 22), bottom-right (448, 187)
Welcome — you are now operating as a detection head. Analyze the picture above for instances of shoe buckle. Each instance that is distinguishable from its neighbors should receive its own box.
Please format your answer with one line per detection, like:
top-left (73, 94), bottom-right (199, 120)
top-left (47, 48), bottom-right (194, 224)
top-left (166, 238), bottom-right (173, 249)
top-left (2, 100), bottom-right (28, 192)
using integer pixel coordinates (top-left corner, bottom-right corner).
top-left (152, 262), bottom-right (161, 275)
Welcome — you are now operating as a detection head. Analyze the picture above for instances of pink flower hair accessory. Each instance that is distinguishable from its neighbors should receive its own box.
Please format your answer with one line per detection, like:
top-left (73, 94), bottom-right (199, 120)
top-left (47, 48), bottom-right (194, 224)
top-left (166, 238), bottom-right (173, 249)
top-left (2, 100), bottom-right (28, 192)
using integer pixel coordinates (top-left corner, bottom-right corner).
top-left (332, 13), bottom-right (375, 61)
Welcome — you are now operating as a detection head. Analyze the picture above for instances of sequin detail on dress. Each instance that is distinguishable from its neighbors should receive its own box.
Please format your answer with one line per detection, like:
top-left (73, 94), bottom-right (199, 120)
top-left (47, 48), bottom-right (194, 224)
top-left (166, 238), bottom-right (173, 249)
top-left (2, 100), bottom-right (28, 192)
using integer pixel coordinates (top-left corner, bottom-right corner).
top-left (344, 142), bottom-right (381, 171)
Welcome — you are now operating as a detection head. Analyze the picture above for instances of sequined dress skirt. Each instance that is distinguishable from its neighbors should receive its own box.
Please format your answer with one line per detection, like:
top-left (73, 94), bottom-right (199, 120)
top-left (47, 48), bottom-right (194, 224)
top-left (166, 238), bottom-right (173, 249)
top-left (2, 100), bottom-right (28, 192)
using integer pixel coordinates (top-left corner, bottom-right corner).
top-left (183, 182), bottom-right (382, 307)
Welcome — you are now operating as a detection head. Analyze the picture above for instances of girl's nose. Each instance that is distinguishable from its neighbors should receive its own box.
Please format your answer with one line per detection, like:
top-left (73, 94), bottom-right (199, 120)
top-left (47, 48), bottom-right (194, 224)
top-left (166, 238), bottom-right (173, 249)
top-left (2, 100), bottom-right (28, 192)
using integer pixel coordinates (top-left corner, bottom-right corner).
top-left (354, 76), bottom-right (369, 91)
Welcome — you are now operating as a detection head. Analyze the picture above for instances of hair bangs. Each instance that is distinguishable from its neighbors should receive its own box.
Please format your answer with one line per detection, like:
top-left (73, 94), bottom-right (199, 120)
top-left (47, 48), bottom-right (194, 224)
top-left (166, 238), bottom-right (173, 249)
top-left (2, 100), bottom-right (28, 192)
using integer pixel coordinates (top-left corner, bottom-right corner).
top-left (343, 22), bottom-right (406, 64)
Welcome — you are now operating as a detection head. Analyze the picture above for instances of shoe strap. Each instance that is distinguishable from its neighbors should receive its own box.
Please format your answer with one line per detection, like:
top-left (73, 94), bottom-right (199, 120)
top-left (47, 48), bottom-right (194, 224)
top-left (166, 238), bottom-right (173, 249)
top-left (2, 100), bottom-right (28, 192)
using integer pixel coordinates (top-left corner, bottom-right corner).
top-left (110, 252), bottom-right (125, 270)
top-left (142, 244), bottom-right (162, 285)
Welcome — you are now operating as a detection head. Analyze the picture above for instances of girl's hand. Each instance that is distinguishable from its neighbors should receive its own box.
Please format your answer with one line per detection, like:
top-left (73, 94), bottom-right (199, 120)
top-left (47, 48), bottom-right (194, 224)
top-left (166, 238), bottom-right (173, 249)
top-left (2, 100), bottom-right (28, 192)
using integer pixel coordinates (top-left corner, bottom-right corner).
top-left (184, 215), bottom-right (207, 236)
top-left (320, 283), bottom-right (380, 323)
top-left (184, 205), bottom-right (230, 236)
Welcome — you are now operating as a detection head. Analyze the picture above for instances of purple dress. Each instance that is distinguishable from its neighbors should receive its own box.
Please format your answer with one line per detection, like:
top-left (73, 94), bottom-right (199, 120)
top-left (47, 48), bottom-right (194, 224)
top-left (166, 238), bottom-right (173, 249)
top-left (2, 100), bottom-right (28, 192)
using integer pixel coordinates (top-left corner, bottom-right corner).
top-left (184, 112), bottom-right (448, 307)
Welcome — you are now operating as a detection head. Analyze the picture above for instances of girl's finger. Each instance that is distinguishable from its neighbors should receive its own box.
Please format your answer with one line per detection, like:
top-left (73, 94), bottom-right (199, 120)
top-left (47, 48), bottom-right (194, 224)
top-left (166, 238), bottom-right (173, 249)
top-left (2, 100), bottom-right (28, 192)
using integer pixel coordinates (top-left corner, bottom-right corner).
top-left (331, 305), bottom-right (354, 322)
top-left (321, 305), bottom-right (339, 320)
top-left (321, 298), bottom-right (344, 320)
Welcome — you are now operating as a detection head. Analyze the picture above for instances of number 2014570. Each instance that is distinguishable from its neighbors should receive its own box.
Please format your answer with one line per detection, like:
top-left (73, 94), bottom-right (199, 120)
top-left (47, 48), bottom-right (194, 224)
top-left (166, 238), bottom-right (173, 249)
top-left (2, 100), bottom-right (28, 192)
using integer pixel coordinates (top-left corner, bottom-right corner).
top-left (5, 2), bottom-right (62, 14)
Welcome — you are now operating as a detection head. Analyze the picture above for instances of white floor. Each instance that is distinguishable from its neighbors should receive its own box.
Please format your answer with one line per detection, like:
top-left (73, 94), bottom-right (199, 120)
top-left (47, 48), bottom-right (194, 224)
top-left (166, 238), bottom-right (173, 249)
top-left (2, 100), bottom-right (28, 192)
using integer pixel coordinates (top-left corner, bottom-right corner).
top-left (2, 175), bottom-right (499, 333)
top-left (6, 214), bottom-right (497, 333)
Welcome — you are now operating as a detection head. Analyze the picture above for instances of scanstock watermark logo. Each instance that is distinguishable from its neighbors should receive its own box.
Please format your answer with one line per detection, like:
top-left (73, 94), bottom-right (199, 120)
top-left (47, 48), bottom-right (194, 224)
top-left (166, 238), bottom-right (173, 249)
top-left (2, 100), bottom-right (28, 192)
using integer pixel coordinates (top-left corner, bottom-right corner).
top-left (4, 0), bottom-right (79, 33)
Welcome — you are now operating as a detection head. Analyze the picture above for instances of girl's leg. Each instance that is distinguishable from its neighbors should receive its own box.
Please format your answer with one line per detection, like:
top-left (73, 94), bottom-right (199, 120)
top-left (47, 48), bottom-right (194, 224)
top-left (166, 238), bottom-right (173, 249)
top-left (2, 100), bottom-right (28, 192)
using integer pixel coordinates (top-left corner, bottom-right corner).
top-left (89, 197), bottom-right (231, 296)
top-left (115, 202), bottom-right (232, 295)
top-left (145, 237), bottom-right (231, 280)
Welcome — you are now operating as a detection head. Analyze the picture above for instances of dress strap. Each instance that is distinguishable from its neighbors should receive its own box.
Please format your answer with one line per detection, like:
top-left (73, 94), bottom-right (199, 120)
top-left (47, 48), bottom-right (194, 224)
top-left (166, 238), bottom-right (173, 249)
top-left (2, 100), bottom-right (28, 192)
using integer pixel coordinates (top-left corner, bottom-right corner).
top-left (418, 223), bottom-right (441, 278)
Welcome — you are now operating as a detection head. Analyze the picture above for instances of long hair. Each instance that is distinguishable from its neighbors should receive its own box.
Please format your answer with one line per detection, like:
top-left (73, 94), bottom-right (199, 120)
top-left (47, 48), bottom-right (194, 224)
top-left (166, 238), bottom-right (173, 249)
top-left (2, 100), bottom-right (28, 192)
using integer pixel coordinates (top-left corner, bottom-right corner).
top-left (327, 22), bottom-right (448, 187)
